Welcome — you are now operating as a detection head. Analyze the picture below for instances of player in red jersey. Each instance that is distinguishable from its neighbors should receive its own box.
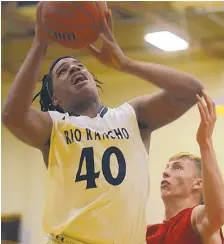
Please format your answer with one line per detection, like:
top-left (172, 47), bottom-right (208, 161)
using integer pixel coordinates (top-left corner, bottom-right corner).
top-left (146, 91), bottom-right (224, 244)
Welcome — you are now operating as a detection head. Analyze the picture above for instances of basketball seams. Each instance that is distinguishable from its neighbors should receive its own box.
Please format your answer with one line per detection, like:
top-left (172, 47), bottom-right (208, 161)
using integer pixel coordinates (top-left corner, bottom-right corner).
top-left (39, 1), bottom-right (103, 48)
top-left (69, 2), bottom-right (96, 28)
top-left (43, 2), bottom-right (77, 20)
top-left (44, 2), bottom-right (99, 29)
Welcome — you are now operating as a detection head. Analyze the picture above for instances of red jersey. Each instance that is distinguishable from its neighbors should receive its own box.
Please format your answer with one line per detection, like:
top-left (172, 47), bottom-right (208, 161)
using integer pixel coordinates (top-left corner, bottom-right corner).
top-left (146, 207), bottom-right (224, 244)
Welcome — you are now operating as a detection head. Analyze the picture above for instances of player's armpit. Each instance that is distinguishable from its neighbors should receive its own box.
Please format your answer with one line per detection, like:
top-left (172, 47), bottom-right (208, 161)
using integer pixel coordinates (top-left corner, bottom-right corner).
top-left (2, 107), bottom-right (52, 150)
top-left (129, 89), bottom-right (196, 132)
top-left (191, 205), bottom-right (224, 242)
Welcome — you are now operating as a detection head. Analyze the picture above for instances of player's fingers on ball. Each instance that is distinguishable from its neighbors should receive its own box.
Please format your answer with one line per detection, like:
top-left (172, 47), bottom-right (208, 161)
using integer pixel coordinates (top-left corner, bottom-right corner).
top-left (36, 1), bottom-right (44, 22)
top-left (87, 44), bottom-right (100, 58)
top-left (202, 90), bottom-right (213, 115)
top-left (210, 98), bottom-right (217, 122)
top-left (107, 9), bottom-right (113, 33)
top-left (202, 90), bottom-right (215, 115)
top-left (102, 12), bottom-right (114, 40)
top-left (100, 33), bottom-right (113, 47)
top-left (196, 94), bottom-right (201, 102)
top-left (197, 101), bottom-right (206, 122)
top-left (199, 96), bottom-right (209, 121)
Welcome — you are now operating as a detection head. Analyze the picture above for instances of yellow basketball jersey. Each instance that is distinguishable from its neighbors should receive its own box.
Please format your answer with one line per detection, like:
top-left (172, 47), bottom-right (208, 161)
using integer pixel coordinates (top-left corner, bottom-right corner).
top-left (43, 103), bottom-right (149, 244)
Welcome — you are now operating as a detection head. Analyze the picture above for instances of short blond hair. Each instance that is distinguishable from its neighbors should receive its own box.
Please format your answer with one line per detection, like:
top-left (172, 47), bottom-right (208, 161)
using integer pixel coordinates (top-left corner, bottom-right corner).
top-left (169, 152), bottom-right (201, 176)
top-left (169, 152), bottom-right (203, 204)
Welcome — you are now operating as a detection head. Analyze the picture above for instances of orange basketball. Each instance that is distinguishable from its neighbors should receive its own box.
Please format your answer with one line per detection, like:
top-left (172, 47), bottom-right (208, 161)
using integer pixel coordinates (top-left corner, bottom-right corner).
top-left (37, 1), bottom-right (107, 49)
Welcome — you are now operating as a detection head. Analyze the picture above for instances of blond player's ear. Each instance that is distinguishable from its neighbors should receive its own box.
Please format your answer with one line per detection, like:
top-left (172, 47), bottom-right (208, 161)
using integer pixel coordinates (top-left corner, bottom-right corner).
top-left (193, 179), bottom-right (202, 190)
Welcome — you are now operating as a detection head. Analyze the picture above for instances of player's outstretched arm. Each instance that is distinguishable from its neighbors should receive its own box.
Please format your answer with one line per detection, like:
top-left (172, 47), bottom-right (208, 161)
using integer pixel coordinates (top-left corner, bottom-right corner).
top-left (191, 91), bottom-right (224, 242)
top-left (2, 2), bottom-right (52, 150)
top-left (88, 9), bottom-right (204, 131)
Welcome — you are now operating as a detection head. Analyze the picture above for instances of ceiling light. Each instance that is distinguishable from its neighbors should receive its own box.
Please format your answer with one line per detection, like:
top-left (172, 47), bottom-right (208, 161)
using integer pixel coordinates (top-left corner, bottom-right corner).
top-left (144, 31), bottom-right (189, 52)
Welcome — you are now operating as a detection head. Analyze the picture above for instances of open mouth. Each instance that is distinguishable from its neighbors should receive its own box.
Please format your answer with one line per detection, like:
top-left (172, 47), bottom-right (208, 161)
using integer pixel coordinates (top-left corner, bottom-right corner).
top-left (71, 73), bottom-right (88, 85)
top-left (161, 180), bottom-right (170, 186)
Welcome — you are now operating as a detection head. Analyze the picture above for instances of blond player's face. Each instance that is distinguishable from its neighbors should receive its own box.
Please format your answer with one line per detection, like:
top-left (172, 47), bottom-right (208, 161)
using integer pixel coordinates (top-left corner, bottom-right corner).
top-left (160, 158), bottom-right (201, 201)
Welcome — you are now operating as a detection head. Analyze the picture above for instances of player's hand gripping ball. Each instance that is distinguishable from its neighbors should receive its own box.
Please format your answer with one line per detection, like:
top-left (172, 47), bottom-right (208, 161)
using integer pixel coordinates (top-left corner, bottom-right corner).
top-left (36, 1), bottom-right (107, 49)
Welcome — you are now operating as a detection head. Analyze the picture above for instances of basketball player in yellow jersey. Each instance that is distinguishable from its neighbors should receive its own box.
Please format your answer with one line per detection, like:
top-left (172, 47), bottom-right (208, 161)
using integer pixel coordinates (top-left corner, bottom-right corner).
top-left (2, 6), bottom-right (204, 244)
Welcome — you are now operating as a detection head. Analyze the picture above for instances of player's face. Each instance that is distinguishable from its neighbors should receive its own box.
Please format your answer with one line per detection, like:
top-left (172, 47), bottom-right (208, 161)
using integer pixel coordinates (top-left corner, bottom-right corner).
top-left (51, 57), bottom-right (99, 112)
top-left (160, 158), bottom-right (201, 201)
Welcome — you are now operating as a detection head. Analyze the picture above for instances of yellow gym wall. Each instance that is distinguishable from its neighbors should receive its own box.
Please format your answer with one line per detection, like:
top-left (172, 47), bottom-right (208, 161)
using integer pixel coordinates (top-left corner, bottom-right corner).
top-left (2, 56), bottom-right (224, 244)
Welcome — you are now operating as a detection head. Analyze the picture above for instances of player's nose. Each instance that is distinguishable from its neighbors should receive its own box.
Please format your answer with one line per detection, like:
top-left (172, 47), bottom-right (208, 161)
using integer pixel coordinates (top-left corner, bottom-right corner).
top-left (69, 64), bottom-right (81, 76)
top-left (162, 168), bottom-right (171, 179)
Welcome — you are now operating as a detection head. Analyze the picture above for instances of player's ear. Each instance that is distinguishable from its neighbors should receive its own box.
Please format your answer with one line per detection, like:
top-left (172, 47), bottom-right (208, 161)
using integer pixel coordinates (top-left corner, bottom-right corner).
top-left (193, 178), bottom-right (202, 190)
top-left (52, 95), bottom-right (59, 106)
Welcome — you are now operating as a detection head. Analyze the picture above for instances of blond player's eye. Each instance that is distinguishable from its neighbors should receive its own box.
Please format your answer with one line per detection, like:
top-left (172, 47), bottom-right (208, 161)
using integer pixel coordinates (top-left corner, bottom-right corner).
top-left (176, 166), bottom-right (182, 170)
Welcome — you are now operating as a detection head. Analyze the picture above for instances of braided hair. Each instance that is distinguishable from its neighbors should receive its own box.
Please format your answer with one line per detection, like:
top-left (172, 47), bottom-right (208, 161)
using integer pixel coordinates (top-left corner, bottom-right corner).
top-left (32, 56), bottom-right (103, 113)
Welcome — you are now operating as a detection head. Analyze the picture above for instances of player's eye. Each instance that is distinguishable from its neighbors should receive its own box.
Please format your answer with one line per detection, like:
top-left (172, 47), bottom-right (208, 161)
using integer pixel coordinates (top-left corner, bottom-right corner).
top-left (59, 69), bottom-right (66, 76)
top-left (77, 63), bottom-right (84, 68)
top-left (175, 165), bottom-right (183, 170)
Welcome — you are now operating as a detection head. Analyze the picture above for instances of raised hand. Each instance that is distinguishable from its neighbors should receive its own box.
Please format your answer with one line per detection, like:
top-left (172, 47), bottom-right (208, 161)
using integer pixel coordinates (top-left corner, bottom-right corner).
top-left (87, 9), bottom-right (128, 70)
top-left (196, 90), bottom-right (217, 146)
top-left (34, 1), bottom-right (52, 47)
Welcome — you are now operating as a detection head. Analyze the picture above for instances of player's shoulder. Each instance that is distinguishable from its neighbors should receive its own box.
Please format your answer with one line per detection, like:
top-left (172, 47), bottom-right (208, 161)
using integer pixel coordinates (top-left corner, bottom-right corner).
top-left (48, 110), bottom-right (68, 122)
top-left (110, 102), bottom-right (136, 115)
top-left (111, 103), bottom-right (149, 131)
top-left (146, 223), bottom-right (164, 238)
top-left (47, 104), bottom-right (138, 128)
top-left (191, 205), bottom-right (224, 242)
top-left (105, 102), bottom-right (138, 122)
top-left (191, 205), bottom-right (205, 226)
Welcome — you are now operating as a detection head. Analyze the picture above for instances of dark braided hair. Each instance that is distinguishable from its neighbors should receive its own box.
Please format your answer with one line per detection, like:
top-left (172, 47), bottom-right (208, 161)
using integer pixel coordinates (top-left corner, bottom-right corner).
top-left (32, 56), bottom-right (103, 113)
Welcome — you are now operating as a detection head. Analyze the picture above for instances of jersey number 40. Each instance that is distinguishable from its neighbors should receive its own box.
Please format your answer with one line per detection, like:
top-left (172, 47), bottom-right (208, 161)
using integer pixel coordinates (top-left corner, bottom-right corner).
top-left (75, 146), bottom-right (126, 189)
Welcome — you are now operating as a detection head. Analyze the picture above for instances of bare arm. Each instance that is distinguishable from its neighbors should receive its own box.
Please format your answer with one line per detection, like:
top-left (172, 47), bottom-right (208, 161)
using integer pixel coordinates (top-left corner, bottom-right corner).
top-left (2, 6), bottom-right (52, 149)
top-left (123, 59), bottom-right (203, 99)
top-left (2, 43), bottom-right (52, 149)
top-left (129, 90), bottom-right (197, 131)
top-left (191, 91), bottom-right (224, 239)
top-left (125, 59), bottom-right (204, 130)
top-left (123, 58), bottom-right (203, 131)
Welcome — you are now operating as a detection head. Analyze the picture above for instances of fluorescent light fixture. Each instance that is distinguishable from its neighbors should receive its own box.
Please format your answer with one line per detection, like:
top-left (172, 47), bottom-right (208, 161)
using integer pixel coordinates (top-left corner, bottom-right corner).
top-left (144, 31), bottom-right (189, 52)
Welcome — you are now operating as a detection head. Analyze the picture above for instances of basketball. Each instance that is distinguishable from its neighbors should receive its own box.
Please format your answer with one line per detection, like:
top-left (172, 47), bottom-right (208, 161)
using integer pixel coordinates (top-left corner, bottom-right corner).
top-left (37, 1), bottom-right (107, 49)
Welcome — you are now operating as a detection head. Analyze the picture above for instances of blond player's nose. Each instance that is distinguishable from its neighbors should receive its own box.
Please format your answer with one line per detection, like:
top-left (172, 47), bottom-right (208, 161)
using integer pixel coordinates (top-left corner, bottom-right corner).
top-left (163, 169), bottom-right (171, 179)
